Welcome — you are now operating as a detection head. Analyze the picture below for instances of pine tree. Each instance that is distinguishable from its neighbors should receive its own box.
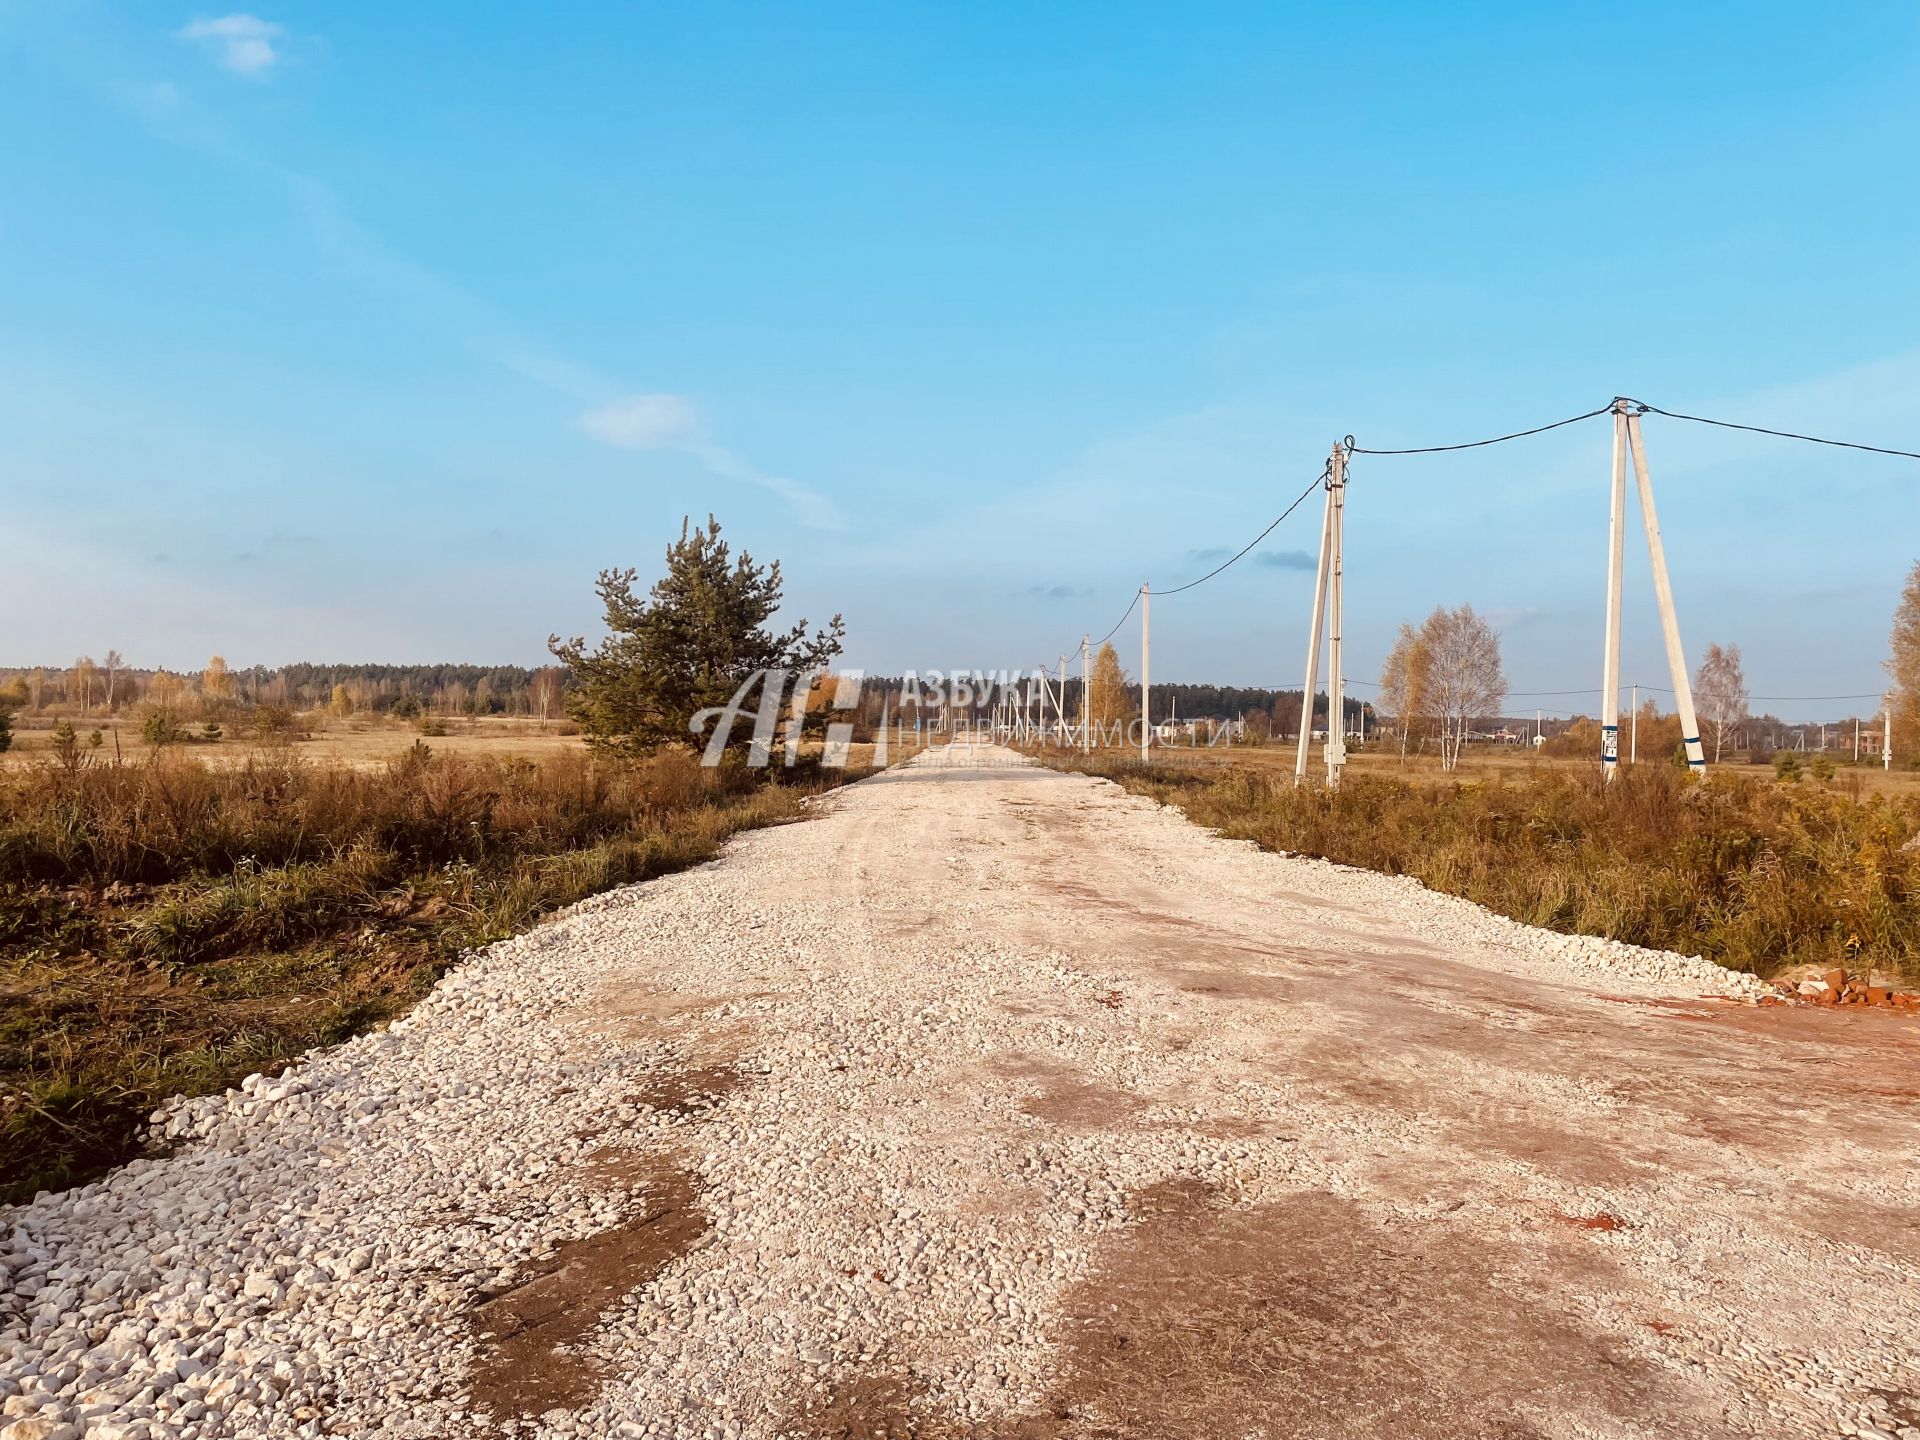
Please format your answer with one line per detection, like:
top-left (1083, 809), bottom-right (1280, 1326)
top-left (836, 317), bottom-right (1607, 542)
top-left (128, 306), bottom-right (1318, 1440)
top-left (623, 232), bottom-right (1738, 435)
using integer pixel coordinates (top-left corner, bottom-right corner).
top-left (549, 517), bottom-right (845, 758)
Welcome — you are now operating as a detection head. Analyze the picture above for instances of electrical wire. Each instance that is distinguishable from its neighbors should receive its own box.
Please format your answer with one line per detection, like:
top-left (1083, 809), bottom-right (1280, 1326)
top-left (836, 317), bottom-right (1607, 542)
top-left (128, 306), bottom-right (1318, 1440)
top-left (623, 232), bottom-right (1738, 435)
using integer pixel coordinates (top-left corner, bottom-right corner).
top-left (1347, 677), bottom-right (1886, 704)
top-left (1046, 390), bottom-right (1916, 683)
top-left (1065, 463), bottom-right (1330, 657)
top-left (1630, 684), bottom-right (1887, 702)
top-left (1347, 404), bottom-right (1614, 455)
top-left (1630, 401), bottom-right (1920, 461)
top-left (1344, 679), bottom-right (1600, 699)
top-left (1091, 590), bottom-right (1140, 649)
top-left (1152, 466), bottom-right (1330, 596)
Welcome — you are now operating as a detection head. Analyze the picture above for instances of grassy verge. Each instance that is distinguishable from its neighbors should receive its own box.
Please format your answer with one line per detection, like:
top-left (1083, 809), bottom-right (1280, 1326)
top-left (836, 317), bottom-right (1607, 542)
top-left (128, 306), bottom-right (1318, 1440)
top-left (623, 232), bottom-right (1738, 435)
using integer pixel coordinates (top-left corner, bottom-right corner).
top-left (1042, 751), bottom-right (1920, 983)
top-left (1, 743), bottom-right (869, 1203)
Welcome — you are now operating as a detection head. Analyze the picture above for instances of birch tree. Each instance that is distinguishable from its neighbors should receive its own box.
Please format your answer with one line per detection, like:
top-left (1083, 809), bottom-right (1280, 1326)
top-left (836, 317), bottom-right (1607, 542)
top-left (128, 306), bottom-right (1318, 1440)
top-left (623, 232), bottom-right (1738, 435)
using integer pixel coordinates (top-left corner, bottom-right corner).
top-left (102, 650), bottom-right (124, 712)
top-left (203, 655), bottom-right (237, 703)
top-left (1378, 622), bottom-right (1432, 761)
top-left (71, 657), bottom-right (96, 715)
top-left (1692, 643), bottom-right (1748, 762)
top-left (1419, 605), bottom-right (1506, 772)
top-left (1890, 559), bottom-right (1920, 759)
top-left (1087, 642), bottom-right (1133, 743)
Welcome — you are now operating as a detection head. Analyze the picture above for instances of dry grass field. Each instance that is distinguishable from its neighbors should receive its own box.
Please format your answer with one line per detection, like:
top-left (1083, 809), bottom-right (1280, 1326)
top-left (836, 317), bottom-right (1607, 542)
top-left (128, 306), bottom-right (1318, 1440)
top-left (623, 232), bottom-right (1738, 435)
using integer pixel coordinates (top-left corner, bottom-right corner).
top-left (0, 737), bottom-right (899, 1202)
top-left (1128, 736), bottom-right (1920, 797)
top-left (1040, 744), bottom-right (1920, 989)
top-left (1, 714), bottom-right (587, 769)
top-left (2, 713), bottom-right (937, 771)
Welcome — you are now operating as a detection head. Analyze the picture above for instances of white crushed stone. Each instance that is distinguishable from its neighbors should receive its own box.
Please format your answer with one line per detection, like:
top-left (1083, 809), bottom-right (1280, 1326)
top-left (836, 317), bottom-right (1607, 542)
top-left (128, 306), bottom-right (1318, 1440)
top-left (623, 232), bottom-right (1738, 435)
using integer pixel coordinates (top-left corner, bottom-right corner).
top-left (0, 742), bottom-right (1905, 1440)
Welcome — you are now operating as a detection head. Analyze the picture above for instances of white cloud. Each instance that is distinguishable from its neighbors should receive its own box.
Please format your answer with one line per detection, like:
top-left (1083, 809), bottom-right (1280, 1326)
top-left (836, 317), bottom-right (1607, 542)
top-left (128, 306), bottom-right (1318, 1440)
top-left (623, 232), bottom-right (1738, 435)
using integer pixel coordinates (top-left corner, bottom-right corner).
top-left (578, 394), bottom-right (844, 530)
top-left (178, 14), bottom-right (284, 76)
top-left (576, 393), bottom-right (701, 450)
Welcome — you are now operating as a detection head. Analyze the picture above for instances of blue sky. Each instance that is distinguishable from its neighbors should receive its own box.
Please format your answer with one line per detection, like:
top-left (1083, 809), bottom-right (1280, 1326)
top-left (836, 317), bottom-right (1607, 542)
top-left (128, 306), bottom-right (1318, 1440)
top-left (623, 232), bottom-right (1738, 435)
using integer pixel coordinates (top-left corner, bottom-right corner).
top-left (4, 2), bottom-right (1918, 718)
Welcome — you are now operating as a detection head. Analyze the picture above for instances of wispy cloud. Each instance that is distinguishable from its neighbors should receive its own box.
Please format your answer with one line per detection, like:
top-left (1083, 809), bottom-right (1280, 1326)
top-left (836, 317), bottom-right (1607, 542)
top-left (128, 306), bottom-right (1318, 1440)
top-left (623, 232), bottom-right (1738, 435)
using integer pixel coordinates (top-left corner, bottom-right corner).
top-left (178, 14), bottom-right (284, 76)
top-left (579, 394), bottom-right (844, 530)
top-left (1185, 547), bottom-right (1230, 564)
top-left (1022, 584), bottom-right (1088, 601)
top-left (1255, 548), bottom-right (1316, 572)
top-left (78, 38), bottom-right (843, 532)
top-left (578, 394), bottom-right (700, 449)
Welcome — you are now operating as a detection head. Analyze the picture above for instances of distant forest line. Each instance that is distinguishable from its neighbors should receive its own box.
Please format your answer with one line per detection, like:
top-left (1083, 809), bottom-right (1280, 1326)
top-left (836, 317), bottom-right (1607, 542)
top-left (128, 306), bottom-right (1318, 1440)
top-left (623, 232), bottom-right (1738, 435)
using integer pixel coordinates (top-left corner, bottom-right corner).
top-left (0, 661), bottom-right (1856, 750)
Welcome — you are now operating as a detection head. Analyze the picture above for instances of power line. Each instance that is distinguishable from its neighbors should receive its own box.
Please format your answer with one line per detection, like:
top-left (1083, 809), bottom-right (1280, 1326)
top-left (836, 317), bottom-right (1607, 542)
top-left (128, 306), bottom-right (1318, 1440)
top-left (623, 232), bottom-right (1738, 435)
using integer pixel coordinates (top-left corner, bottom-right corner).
top-left (1344, 678), bottom-right (1599, 699)
top-left (1347, 404), bottom-right (1613, 455)
top-left (1345, 676), bottom-right (1886, 705)
top-left (1068, 463), bottom-right (1329, 656)
top-left (1631, 400), bottom-right (1920, 462)
top-left (1659, 691), bottom-right (1876, 705)
top-left (1045, 390), bottom-right (1916, 694)
top-left (1091, 590), bottom-right (1140, 649)
top-left (1153, 466), bottom-right (1330, 596)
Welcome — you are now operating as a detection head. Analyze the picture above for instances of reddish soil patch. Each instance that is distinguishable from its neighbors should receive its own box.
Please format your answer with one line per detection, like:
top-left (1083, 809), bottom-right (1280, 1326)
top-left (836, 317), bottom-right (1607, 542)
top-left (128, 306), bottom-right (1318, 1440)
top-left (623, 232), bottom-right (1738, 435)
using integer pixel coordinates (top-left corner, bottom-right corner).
top-left (1031, 1181), bottom-right (1696, 1439)
top-left (792, 1180), bottom-right (1702, 1438)
top-left (1458, 1118), bottom-right (1648, 1190)
top-left (1555, 1209), bottom-right (1627, 1232)
top-left (468, 1063), bottom-right (744, 1421)
top-left (468, 1164), bottom-right (708, 1420)
top-left (789, 1375), bottom-right (922, 1439)
top-left (1021, 1079), bottom-right (1145, 1129)
top-left (632, 1062), bottom-right (744, 1117)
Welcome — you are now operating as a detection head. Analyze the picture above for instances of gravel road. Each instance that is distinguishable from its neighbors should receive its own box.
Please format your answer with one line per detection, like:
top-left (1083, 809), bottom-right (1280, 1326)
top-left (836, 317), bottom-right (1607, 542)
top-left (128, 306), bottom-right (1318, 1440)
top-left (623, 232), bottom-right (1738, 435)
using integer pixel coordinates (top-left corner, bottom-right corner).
top-left (5, 742), bottom-right (1919, 1440)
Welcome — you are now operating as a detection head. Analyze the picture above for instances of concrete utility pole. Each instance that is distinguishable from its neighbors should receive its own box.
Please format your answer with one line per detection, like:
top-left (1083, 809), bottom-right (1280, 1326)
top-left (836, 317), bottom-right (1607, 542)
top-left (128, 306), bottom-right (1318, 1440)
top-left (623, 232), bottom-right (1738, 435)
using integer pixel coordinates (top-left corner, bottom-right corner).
top-left (1887, 695), bottom-right (1895, 771)
top-left (1602, 403), bottom-right (1627, 780)
top-left (1140, 583), bottom-right (1151, 762)
top-left (1625, 408), bottom-right (1706, 774)
top-left (1057, 654), bottom-right (1067, 746)
top-left (1601, 401), bottom-right (1706, 777)
top-left (1081, 636), bottom-right (1091, 754)
top-left (1325, 444), bottom-right (1348, 787)
top-left (1630, 683), bottom-right (1638, 765)
top-left (1855, 716), bottom-right (1861, 762)
top-left (1294, 461), bottom-right (1337, 784)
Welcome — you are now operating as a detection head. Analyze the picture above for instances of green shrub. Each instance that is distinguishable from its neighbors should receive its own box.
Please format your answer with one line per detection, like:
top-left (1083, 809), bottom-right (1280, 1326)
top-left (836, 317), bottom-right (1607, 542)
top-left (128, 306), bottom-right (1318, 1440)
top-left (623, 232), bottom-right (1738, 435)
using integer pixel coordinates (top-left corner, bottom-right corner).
top-left (1773, 751), bottom-right (1803, 783)
top-left (140, 709), bottom-right (185, 746)
top-left (50, 721), bottom-right (79, 772)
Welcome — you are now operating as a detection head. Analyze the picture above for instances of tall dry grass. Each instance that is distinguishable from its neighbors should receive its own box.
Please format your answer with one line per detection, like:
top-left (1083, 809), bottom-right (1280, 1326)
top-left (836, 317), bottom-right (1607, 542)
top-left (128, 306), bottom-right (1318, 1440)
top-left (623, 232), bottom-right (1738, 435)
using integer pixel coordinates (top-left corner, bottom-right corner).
top-left (1, 744), bottom-right (859, 1201)
top-left (1058, 755), bottom-right (1920, 982)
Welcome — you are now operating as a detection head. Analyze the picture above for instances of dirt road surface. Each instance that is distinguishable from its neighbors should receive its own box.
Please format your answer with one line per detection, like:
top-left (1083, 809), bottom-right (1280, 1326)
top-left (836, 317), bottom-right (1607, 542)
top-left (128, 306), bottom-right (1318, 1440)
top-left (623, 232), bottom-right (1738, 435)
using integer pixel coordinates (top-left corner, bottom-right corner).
top-left (5, 743), bottom-right (1918, 1440)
